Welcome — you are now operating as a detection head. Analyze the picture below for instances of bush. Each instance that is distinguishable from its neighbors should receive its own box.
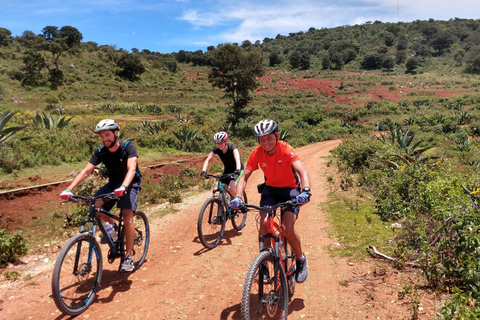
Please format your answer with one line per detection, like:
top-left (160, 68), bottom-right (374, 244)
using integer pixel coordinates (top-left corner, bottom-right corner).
top-left (0, 229), bottom-right (28, 265)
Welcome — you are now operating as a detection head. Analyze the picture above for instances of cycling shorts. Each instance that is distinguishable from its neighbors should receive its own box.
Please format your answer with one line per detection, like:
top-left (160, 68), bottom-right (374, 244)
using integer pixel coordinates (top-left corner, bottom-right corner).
top-left (95, 181), bottom-right (141, 212)
top-left (260, 185), bottom-right (300, 216)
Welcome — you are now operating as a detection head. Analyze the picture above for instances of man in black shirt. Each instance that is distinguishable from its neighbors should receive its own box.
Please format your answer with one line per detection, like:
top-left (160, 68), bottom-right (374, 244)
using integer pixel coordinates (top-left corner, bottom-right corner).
top-left (60, 119), bottom-right (141, 272)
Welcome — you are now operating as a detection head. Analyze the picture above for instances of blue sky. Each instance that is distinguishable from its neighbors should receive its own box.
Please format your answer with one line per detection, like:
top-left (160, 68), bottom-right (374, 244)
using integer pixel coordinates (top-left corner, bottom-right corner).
top-left (1, 0), bottom-right (479, 54)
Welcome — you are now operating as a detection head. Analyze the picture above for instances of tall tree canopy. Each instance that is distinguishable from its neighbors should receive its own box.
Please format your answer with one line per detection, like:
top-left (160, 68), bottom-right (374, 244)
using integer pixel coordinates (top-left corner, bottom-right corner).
top-left (208, 43), bottom-right (264, 127)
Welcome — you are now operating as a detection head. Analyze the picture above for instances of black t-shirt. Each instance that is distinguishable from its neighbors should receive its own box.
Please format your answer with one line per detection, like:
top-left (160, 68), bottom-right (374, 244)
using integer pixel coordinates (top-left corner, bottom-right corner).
top-left (89, 141), bottom-right (142, 185)
top-left (212, 144), bottom-right (244, 174)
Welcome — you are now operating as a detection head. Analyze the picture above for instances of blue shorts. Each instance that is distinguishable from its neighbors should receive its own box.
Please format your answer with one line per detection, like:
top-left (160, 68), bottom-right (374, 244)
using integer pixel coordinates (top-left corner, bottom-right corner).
top-left (95, 181), bottom-right (141, 212)
top-left (260, 185), bottom-right (300, 216)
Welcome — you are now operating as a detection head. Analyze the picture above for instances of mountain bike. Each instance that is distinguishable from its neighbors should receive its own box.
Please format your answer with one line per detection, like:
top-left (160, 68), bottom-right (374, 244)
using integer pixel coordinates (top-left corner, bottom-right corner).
top-left (197, 172), bottom-right (248, 249)
top-left (239, 200), bottom-right (298, 320)
top-left (51, 193), bottom-right (150, 316)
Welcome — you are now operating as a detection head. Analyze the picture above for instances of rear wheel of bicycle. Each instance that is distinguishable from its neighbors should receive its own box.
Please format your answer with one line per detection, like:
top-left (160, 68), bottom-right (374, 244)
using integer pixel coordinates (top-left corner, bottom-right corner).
top-left (284, 238), bottom-right (296, 298)
top-left (241, 251), bottom-right (288, 320)
top-left (231, 191), bottom-right (248, 231)
top-left (130, 210), bottom-right (150, 268)
top-left (51, 233), bottom-right (103, 316)
top-left (197, 197), bottom-right (226, 249)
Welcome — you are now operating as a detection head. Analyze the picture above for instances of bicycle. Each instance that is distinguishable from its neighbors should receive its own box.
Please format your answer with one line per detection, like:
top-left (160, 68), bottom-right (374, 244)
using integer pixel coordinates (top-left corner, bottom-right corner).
top-left (239, 200), bottom-right (298, 320)
top-left (197, 172), bottom-right (248, 249)
top-left (51, 192), bottom-right (150, 316)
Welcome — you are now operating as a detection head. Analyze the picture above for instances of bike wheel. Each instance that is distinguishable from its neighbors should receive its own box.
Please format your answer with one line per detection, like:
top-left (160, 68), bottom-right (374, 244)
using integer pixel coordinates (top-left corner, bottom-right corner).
top-left (241, 251), bottom-right (288, 320)
top-left (284, 238), bottom-right (296, 298)
top-left (51, 233), bottom-right (103, 316)
top-left (197, 197), bottom-right (226, 249)
top-left (231, 191), bottom-right (248, 231)
top-left (130, 210), bottom-right (150, 268)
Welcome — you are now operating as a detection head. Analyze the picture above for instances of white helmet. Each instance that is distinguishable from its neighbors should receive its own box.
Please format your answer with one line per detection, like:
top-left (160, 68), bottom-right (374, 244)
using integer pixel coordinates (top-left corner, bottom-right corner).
top-left (254, 119), bottom-right (278, 137)
top-left (95, 119), bottom-right (119, 133)
top-left (213, 131), bottom-right (228, 143)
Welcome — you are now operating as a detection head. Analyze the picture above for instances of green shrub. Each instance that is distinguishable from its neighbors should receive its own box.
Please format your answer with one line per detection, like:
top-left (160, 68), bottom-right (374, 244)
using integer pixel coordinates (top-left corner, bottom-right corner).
top-left (0, 229), bottom-right (27, 266)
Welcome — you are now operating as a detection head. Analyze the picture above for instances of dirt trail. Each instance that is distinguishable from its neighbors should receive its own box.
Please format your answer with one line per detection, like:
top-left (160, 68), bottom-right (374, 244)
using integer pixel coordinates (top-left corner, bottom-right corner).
top-left (0, 140), bottom-right (438, 320)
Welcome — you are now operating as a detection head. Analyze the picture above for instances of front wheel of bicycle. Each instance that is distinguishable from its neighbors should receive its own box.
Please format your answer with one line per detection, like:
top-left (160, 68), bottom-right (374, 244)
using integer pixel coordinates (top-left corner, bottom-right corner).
top-left (51, 233), bottom-right (103, 316)
top-left (197, 197), bottom-right (226, 249)
top-left (231, 191), bottom-right (248, 231)
top-left (241, 251), bottom-right (288, 320)
top-left (130, 210), bottom-right (150, 268)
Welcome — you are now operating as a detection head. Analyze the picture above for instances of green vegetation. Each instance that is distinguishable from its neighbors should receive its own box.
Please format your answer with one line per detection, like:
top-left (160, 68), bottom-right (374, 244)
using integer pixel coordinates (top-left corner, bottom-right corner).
top-left (0, 229), bottom-right (27, 266)
top-left (333, 128), bottom-right (480, 318)
top-left (1, 18), bottom-right (480, 316)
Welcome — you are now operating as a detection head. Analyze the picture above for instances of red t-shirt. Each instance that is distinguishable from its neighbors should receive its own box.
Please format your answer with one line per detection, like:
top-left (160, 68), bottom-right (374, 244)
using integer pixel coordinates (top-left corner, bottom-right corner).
top-left (245, 140), bottom-right (299, 189)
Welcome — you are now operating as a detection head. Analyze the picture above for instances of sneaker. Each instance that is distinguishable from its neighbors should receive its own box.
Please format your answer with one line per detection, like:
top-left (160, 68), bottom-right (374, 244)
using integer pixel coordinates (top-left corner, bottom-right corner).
top-left (295, 254), bottom-right (309, 283)
top-left (120, 256), bottom-right (135, 272)
top-left (254, 264), bottom-right (271, 284)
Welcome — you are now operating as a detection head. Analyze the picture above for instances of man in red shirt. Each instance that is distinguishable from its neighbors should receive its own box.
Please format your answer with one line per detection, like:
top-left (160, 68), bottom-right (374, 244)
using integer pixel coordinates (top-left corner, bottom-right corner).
top-left (230, 119), bottom-right (311, 283)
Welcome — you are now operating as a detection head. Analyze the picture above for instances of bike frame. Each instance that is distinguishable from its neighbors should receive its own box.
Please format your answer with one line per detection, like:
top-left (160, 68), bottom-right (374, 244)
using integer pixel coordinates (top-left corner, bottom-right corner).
top-left (242, 200), bottom-right (297, 304)
top-left (76, 195), bottom-right (126, 271)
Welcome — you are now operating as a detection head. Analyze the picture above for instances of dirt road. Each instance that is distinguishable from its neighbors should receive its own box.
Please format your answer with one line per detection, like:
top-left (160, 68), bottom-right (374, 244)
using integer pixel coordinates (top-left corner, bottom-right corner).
top-left (0, 140), bottom-right (438, 319)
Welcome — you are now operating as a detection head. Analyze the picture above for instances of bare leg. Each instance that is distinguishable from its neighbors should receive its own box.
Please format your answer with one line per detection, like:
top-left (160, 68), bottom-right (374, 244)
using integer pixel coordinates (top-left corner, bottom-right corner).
top-left (122, 209), bottom-right (135, 257)
top-left (280, 211), bottom-right (303, 259)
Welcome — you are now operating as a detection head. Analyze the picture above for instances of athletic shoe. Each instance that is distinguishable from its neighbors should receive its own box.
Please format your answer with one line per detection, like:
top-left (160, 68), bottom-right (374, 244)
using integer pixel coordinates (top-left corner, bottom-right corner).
top-left (295, 254), bottom-right (309, 283)
top-left (120, 256), bottom-right (135, 272)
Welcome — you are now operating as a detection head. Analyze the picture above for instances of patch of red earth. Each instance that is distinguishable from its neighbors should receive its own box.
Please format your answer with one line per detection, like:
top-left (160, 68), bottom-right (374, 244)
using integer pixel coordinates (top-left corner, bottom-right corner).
top-left (256, 76), bottom-right (338, 96)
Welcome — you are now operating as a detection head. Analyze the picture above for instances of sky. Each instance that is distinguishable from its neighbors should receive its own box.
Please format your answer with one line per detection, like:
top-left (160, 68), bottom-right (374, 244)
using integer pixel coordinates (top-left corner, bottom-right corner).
top-left (1, 0), bottom-right (479, 54)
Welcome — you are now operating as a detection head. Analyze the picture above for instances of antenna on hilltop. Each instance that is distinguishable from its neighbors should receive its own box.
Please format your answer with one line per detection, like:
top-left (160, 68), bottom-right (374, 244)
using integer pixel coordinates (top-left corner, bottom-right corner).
top-left (397, 0), bottom-right (399, 22)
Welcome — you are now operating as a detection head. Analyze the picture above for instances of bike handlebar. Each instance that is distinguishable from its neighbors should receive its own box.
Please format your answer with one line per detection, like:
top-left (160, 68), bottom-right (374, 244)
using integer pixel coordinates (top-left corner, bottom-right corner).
top-left (204, 172), bottom-right (238, 180)
top-left (239, 199), bottom-right (297, 213)
top-left (68, 192), bottom-right (118, 203)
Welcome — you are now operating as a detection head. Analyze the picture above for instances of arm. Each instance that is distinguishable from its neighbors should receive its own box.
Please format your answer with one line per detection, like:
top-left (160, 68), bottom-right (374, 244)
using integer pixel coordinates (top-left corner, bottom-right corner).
top-left (292, 159), bottom-right (310, 190)
top-left (234, 168), bottom-right (252, 200)
top-left (121, 157), bottom-right (138, 187)
top-left (65, 162), bottom-right (96, 191)
top-left (202, 152), bottom-right (215, 172)
top-left (232, 148), bottom-right (242, 171)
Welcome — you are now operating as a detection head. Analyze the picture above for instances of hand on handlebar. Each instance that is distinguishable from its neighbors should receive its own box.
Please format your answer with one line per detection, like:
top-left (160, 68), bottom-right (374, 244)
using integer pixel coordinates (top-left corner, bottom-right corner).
top-left (114, 186), bottom-right (127, 198)
top-left (296, 191), bottom-right (311, 204)
top-left (233, 169), bottom-right (241, 176)
top-left (229, 196), bottom-right (244, 209)
top-left (200, 171), bottom-right (207, 178)
top-left (60, 189), bottom-right (73, 200)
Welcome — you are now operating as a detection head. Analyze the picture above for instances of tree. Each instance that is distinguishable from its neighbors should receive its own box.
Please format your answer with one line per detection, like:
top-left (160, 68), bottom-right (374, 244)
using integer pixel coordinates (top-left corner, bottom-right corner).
top-left (361, 53), bottom-right (383, 69)
top-left (0, 27), bottom-right (12, 47)
top-left (405, 57), bottom-right (420, 74)
top-left (289, 49), bottom-right (310, 70)
top-left (116, 53), bottom-right (145, 80)
top-left (59, 26), bottom-right (83, 49)
top-left (208, 43), bottom-right (264, 127)
top-left (464, 45), bottom-right (480, 72)
top-left (21, 50), bottom-right (47, 86)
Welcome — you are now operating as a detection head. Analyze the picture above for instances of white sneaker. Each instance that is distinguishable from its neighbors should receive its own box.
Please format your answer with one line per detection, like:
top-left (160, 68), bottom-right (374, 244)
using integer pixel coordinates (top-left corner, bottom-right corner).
top-left (120, 256), bottom-right (135, 272)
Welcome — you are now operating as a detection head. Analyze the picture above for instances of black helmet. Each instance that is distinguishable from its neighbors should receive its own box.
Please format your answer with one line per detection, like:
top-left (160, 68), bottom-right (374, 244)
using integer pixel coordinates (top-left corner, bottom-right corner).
top-left (254, 119), bottom-right (278, 137)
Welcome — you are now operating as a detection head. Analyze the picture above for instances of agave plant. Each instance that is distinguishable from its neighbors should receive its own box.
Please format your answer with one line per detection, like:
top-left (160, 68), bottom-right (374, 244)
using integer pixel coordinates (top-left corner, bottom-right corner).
top-left (33, 112), bottom-right (74, 129)
top-left (0, 111), bottom-right (30, 146)
top-left (174, 127), bottom-right (198, 142)
top-left (378, 127), bottom-right (437, 169)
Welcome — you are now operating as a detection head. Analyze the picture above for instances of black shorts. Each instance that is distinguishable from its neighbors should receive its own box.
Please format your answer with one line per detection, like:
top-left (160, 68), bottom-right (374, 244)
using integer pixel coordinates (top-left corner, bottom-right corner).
top-left (260, 185), bottom-right (300, 216)
top-left (95, 181), bottom-right (141, 212)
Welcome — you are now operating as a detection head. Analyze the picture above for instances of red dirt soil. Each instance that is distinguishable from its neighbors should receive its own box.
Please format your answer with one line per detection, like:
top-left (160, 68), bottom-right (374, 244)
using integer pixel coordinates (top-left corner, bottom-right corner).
top-left (0, 141), bottom-right (440, 319)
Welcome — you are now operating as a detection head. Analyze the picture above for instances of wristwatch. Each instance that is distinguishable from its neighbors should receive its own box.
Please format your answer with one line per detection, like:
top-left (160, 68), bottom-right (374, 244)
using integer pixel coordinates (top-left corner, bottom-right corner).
top-left (302, 187), bottom-right (311, 193)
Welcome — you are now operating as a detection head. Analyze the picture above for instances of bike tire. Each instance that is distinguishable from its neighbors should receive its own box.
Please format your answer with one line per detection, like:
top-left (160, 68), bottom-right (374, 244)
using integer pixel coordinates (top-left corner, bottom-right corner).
top-left (197, 197), bottom-right (226, 249)
top-left (51, 233), bottom-right (103, 316)
top-left (231, 191), bottom-right (248, 231)
top-left (241, 251), bottom-right (288, 320)
top-left (284, 238), bottom-right (296, 298)
top-left (130, 210), bottom-right (150, 268)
